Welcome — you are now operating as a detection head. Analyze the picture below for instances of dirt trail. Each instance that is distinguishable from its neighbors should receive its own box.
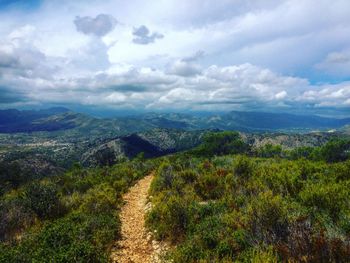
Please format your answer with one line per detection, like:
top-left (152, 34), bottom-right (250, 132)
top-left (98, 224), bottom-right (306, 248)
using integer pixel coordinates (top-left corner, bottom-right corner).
top-left (111, 173), bottom-right (156, 263)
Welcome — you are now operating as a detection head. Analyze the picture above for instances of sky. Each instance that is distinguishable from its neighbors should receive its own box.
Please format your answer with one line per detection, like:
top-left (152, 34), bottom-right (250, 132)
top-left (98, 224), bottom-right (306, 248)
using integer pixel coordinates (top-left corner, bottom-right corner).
top-left (0, 0), bottom-right (349, 116)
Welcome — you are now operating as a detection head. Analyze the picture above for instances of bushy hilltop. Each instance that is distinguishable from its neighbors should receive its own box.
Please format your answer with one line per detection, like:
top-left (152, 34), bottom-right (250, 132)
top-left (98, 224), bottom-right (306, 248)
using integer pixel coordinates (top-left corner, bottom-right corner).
top-left (0, 131), bottom-right (349, 262)
top-left (242, 131), bottom-right (336, 149)
top-left (81, 128), bottom-right (206, 167)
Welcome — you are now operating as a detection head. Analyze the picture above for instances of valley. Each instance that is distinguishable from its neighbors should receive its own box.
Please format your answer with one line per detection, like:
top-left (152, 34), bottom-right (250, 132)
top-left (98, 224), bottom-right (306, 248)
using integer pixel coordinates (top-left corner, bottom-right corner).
top-left (0, 108), bottom-right (348, 173)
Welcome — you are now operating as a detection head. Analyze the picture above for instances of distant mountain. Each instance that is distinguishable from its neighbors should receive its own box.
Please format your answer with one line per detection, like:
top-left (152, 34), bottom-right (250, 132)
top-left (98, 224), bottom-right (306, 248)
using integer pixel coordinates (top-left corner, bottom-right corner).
top-left (0, 108), bottom-right (71, 133)
top-left (340, 125), bottom-right (350, 135)
top-left (0, 108), bottom-right (152, 135)
top-left (130, 111), bottom-right (350, 132)
top-left (0, 108), bottom-right (349, 134)
top-left (218, 111), bottom-right (350, 131)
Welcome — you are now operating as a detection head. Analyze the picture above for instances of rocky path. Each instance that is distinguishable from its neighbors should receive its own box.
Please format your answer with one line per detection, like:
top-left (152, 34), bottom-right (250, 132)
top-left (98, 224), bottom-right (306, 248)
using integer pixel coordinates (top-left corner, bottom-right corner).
top-left (111, 173), bottom-right (158, 263)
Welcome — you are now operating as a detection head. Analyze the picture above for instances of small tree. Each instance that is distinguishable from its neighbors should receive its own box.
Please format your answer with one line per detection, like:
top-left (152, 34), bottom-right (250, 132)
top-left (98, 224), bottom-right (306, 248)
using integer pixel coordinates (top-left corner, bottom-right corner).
top-left (24, 182), bottom-right (62, 219)
top-left (193, 131), bottom-right (249, 157)
top-left (320, 139), bottom-right (350, 163)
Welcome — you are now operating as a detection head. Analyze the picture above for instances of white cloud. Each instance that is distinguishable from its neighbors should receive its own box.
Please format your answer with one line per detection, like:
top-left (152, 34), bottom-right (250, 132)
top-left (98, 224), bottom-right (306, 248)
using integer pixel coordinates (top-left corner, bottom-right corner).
top-left (275, 91), bottom-right (287, 100)
top-left (298, 83), bottom-right (350, 107)
top-left (0, 0), bottom-right (349, 115)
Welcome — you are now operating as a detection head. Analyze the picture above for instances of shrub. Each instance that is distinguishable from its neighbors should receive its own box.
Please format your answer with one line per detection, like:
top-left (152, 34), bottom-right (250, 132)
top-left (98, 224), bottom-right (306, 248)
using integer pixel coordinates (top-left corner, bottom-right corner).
top-left (0, 198), bottom-right (35, 242)
top-left (289, 146), bottom-right (315, 160)
top-left (150, 161), bottom-right (175, 193)
top-left (79, 183), bottom-right (118, 214)
top-left (320, 139), bottom-right (350, 163)
top-left (24, 182), bottom-right (63, 219)
top-left (195, 172), bottom-right (224, 200)
top-left (247, 191), bottom-right (289, 245)
top-left (0, 162), bottom-right (32, 194)
top-left (147, 191), bottom-right (197, 242)
top-left (256, 144), bottom-right (282, 158)
top-left (31, 213), bottom-right (116, 262)
top-left (299, 182), bottom-right (349, 220)
top-left (193, 131), bottom-right (249, 157)
top-left (233, 155), bottom-right (254, 180)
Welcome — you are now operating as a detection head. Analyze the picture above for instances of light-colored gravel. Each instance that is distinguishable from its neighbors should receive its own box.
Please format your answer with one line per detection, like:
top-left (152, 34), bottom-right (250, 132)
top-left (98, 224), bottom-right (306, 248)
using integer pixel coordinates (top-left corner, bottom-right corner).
top-left (111, 173), bottom-right (167, 263)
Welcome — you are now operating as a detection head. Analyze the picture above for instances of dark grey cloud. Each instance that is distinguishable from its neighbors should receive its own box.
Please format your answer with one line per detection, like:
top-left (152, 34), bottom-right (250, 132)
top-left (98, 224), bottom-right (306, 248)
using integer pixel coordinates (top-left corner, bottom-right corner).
top-left (168, 60), bottom-right (201, 77)
top-left (166, 50), bottom-right (205, 77)
top-left (0, 44), bottom-right (54, 80)
top-left (0, 48), bottom-right (45, 70)
top-left (109, 84), bottom-right (149, 93)
top-left (74, 14), bottom-right (117, 37)
top-left (0, 51), bottom-right (18, 68)
top-left (0, 86), bottom-right (26, 103)
top-left (132, 25), bottom-right (164, 45)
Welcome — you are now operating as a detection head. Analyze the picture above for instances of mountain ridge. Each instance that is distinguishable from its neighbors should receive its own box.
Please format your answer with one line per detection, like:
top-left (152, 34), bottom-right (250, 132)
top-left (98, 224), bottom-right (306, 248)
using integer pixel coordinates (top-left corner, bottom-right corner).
top-left (0, 108), bottom-right (349, 134)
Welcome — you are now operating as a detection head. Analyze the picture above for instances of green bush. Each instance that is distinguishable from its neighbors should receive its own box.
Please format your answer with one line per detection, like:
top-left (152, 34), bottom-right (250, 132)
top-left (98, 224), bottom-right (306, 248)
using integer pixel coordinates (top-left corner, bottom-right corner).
top-left (24, 182), bottom-right (63, 219)
top-left (255, 144), bottom-right (282, 158)
top-left (147, 151), bottom-right (350, 262)
top-left (0, 197), bottom-right (35, 242)
top-left (0, 158), bottom-right (155, 262)
top-left (247, 191), bottom-right (289, 244)
top-left (195, 172), bottom-right (224, 200)
top-left (150, 161), bottom-right (175, 193)
top-left (147, 192), bottom-right (196, 242)
top-left (299, 182), bottom-right (349, 220)
top-left (192, 131), bottom-right (249, 157)
top-left (320, 139), bottom-right (350, 163)
top-left (289, 146), bottom-right (315, 160)
top-left (233, 155), bottom-right (254, 180)
top-left (31, 213), bottom-right (116, 262)
top-left (79, 183), bottom-right (118, 214)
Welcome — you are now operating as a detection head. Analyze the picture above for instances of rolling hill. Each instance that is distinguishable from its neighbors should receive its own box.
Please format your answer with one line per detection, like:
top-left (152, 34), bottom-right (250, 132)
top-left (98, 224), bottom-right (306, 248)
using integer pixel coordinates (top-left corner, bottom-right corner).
top-left (81, 128), bottom-right (206, 167)
top-left (1, 108), bottom-right (349, 134)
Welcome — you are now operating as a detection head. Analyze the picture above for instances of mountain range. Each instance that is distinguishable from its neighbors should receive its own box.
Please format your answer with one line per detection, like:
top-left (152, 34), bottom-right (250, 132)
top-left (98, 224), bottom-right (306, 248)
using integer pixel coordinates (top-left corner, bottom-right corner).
top-left (0, 108), bottom-right (349, 134)
top-left (1, 107), bottom-right (349, 173)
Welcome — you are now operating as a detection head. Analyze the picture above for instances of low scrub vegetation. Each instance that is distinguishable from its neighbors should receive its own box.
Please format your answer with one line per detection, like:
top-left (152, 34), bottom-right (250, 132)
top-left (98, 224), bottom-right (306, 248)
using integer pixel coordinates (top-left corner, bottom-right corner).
top-left (0, 160), bottom-right (155, 262)
top-left (1, 131), bottom-right (349, 262)
top-left (146, 132), bottom-right (350, 262)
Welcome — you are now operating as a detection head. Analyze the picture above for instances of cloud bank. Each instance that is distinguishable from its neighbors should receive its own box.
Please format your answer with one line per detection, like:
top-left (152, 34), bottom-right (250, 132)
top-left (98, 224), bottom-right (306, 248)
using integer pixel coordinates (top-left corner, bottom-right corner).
top-left (0, 0), bottom-right (349, 116)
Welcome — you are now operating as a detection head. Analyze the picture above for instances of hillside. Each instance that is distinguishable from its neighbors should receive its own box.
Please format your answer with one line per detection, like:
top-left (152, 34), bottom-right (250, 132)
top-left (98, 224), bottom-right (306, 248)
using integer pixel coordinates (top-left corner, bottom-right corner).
top-left (0, 108), bottom-right (349, 189)
top-left (134, 111), bottom-right (350, 132)
top-left (0, 108), bottom-right (70, 133)
top-left (1, 131), bottom-right (349, 262)
top-left (219, 111), bottom-right (350, 131)
top-left (0, 125), bottom-right (346, 176)
top-left (1, 108), bottom-right (349, 135)
top-left (81, 129), bottom-right (206, 167)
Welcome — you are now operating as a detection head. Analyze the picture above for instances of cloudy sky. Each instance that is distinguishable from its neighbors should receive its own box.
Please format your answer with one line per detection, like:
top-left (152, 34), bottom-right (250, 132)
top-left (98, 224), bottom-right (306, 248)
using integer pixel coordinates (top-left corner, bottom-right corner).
top-left (0, 0), bottom-right (349, 116)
